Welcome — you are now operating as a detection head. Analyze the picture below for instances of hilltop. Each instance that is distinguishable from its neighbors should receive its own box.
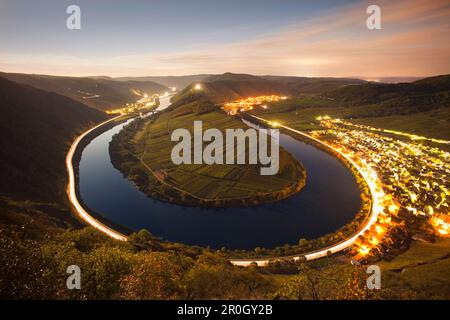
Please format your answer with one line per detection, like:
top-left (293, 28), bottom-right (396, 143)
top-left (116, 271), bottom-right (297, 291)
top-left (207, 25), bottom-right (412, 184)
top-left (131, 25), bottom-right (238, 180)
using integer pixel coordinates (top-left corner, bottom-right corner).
top-left (324, 74), bottom-right (450, 116)
top-left (262, 75), bottom-right (366, 95)
top-left (114, 74), bottom-right (211, 89)
top-left (170, 73), bottom-right (289, 104)
top-left (171, 73), bottom-right (368, 105)
top-left (117, 73), bottom-right (367, 94)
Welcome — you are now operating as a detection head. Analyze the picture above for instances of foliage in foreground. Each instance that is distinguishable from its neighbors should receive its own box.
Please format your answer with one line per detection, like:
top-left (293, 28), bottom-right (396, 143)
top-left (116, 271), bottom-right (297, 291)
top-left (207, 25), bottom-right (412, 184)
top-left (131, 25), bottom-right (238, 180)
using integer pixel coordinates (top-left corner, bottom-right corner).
top-left (3, 223), bottom-right (447, 300)
top-left (0, 226), bottom-right (274, 300)
top-left (1, 199), bottom-right (448, 300)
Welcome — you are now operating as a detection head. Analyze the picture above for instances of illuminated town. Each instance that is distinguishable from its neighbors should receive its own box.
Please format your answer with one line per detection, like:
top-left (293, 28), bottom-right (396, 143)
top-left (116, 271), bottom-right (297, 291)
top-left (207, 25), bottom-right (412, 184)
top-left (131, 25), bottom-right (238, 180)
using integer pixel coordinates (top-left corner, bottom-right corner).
top-left (106, 92), bottom-right (163, 115)
top-left (311, 117), bottom-right (450, 258)
top-left (223, 95), bottom-right (288, 115)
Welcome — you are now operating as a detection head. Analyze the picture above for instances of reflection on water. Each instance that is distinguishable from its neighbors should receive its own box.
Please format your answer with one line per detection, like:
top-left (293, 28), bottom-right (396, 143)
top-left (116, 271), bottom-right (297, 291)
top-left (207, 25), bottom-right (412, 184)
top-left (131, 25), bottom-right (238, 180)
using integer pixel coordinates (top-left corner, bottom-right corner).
top-left (79, 97), bottom-right (361, 249)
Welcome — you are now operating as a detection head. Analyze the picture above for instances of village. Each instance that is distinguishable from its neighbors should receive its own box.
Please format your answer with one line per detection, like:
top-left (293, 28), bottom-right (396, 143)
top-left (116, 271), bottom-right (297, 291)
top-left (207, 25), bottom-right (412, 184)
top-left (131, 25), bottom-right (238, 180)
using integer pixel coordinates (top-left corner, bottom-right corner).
top-left (312, 117), bottom-right (450, 257)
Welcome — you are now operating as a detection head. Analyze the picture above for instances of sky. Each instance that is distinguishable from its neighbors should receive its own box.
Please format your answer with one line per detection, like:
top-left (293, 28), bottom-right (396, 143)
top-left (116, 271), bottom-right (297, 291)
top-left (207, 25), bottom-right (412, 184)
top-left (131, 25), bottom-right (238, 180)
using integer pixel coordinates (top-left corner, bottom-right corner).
top-left (0, 0), bottom-right (449, 78)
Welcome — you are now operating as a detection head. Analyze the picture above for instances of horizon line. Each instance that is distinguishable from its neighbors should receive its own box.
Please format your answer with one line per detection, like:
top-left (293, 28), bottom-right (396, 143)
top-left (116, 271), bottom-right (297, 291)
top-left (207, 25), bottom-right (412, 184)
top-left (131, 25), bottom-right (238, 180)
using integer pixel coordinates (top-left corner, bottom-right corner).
top-left (1, 70), bottom-right (447, 81)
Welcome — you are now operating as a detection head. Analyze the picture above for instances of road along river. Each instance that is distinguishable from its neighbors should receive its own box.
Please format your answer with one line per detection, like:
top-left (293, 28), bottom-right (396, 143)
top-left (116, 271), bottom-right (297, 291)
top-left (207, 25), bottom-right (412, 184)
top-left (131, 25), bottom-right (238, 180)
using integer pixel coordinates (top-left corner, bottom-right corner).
top-left (67, 95), bottom-right (382, 265)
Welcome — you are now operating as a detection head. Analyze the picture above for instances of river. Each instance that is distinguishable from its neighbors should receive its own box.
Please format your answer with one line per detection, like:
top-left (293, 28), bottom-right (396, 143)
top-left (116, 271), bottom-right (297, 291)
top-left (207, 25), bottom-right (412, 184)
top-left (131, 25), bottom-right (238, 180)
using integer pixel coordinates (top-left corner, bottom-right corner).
top-left (78, 95), bottom-right (361, 249)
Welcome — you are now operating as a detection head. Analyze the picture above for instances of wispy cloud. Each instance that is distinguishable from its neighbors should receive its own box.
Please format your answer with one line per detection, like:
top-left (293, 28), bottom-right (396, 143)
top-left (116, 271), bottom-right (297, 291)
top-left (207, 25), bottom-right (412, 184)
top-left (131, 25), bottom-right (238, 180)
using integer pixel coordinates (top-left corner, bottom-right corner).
top-left (1, 0), bottom-right (449, 77)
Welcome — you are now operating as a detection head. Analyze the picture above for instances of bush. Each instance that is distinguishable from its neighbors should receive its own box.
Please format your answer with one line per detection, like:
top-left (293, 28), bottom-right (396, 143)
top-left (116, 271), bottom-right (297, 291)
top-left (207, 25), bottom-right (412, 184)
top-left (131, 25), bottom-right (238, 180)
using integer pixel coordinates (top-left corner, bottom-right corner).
top-left (120, 252), bottom-right (192, 299)
top-left (184, 253), bottom-right (274, 299)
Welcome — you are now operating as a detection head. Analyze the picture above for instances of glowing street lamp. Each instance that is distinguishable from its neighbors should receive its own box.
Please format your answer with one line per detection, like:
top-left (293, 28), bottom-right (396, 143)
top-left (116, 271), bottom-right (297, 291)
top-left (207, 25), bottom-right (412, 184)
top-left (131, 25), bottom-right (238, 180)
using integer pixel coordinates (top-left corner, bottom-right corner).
top-left (359, 245), bottom-right (370, 256)
top-left (270, 121), bottom-right (280, 128)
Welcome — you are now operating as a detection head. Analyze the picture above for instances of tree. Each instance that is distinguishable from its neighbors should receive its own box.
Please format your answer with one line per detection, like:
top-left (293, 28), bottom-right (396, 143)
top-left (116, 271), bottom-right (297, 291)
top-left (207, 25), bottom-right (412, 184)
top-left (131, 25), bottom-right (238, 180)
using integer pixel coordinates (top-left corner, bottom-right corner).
top-left (298, 238), bottom-right (308, 247)
top-left (184, 253), bottom-right (273, 299)
top-left (273, 263), bottom-right (376, 300)
top-left (120, 252), bottom-right (191, 299)
top-left (129, 229), bottom-right (154, 244)
top-left (0, 235), bottom-right (58, 299)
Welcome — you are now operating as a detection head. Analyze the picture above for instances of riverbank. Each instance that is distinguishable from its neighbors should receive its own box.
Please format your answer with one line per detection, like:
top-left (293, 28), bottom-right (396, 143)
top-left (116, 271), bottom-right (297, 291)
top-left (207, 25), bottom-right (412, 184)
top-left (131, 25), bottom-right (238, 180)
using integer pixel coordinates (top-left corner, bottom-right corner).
top-left (68, 114), bottom-right (134, 239)
top-left (74, 102), bottom-right (366, 253)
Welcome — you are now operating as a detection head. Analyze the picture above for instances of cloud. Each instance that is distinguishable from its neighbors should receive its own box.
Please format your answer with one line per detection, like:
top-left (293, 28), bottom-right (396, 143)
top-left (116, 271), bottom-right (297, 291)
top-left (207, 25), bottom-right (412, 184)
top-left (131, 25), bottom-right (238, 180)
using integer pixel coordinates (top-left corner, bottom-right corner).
top-left (1, 0), bottom-right (449, 77)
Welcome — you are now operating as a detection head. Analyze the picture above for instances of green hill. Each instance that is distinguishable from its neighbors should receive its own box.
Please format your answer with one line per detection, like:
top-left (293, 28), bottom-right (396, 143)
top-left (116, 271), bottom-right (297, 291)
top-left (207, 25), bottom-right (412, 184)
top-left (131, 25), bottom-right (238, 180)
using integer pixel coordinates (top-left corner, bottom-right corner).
top-left (110, 107), bottom-right (306, 207)
top-left (0, 72), bottom-right (168, 111)
top-left (324, 74), bottom-right (450, 116)
top-left (0, 77), bottom-right (108, 202)
top-left (249, 74), bottom-right (450, 140)
top-left (262, 75), bottom-right (366, 95)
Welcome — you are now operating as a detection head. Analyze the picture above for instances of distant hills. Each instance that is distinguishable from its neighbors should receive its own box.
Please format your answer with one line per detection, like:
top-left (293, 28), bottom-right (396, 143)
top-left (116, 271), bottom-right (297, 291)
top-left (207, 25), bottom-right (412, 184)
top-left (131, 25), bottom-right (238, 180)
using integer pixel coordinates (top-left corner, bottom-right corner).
top-left (3, 70), bottom-right (445, 119)
top-left (10, 71), bottom-right (429, 114)
top-left (101, 73), bottom-right (368, 97)
top-left (167, 73), bottom-right (450, 122)
top-left (2, 72), bottom-right (436, 114)
top-left (171, 72), bottom-right (367, 104)
top-left (325, 74), bottom-right (450, 115)
top-left (363, 77), bottom-right (425, 83)
top-left (114, 74), bottom-right (211, 89)
top-left (0, 77), bottom-right (108, 202)
top-left (0, 72), bottom-right (168, 111)
top-left (262, 76), bottom-right (366, 95)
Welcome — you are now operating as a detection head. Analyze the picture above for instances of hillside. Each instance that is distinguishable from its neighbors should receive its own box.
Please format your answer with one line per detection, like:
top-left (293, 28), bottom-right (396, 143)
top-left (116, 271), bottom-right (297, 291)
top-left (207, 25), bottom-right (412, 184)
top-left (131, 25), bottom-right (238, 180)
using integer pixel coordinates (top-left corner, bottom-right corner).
top-left (263, 76), bottom-right (366, 95)
top-left (172, 73), bottom-right (293, 105)
top-left (248, 75), bottom-right (450, 140)
top-left (117, 73), bottom-right (367, 95)
top-left (0, 72), bottom-right (168, 111)
top-left (0, 77), bottom-right (108, 203)
top-left (171, 73), bottom-right (369, 105)
top-left (114, 74), bottom-right (211, 89)
top-left (324, 74), bottom-right (450, 116)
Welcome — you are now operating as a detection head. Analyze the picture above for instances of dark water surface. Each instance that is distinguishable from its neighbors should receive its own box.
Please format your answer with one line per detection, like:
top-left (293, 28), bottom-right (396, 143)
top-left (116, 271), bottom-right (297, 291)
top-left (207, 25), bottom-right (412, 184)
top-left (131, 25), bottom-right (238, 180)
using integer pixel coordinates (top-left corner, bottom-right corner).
top-left (79, 98), bottom-right (361, 249)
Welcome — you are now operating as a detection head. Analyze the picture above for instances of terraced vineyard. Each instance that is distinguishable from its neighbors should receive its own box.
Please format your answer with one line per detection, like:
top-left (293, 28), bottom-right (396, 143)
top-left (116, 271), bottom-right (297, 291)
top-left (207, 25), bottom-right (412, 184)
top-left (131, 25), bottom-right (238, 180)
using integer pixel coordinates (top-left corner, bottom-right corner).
top-left (110, 108), bottom-right (306, 207)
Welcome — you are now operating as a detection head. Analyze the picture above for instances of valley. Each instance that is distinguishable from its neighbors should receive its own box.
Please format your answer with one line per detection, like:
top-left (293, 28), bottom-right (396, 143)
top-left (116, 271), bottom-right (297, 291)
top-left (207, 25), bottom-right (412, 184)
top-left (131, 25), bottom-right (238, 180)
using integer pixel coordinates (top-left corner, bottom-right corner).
top-left (0, 72), bottom-right (448, 300)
